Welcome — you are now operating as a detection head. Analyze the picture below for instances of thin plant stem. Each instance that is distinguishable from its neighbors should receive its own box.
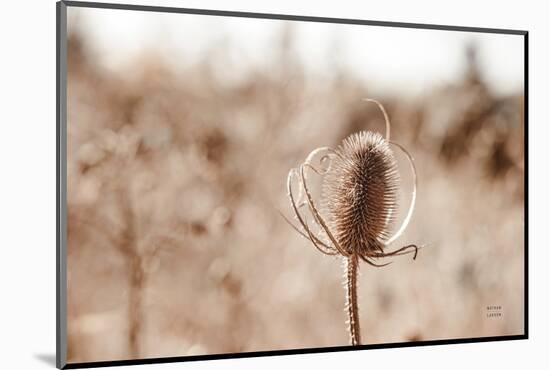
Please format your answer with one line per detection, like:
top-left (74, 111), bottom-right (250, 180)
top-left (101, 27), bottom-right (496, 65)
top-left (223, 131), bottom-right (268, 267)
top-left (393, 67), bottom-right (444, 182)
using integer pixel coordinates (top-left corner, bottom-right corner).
top-left (346, 254), bottom-right (361, 346)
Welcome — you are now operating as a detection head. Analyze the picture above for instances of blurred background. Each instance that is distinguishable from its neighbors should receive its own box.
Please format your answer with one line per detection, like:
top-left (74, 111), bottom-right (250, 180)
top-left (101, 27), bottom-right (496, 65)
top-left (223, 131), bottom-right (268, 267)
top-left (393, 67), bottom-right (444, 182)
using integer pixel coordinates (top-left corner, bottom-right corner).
top-left (66, 6), bottom-right (525, 363)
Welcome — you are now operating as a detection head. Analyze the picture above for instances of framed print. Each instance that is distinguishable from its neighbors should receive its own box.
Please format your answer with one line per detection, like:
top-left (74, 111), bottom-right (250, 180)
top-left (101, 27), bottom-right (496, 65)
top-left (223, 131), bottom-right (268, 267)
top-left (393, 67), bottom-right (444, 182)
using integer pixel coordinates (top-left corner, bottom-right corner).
top-left (56, 1), bottom-right (528, 368)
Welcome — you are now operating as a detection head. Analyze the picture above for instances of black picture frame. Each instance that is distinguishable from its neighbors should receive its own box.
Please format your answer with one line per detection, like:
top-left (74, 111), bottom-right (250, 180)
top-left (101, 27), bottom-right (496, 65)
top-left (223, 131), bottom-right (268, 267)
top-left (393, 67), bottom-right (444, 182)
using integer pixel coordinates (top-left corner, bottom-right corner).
top-left (56, 1), bottom-right (528, 368)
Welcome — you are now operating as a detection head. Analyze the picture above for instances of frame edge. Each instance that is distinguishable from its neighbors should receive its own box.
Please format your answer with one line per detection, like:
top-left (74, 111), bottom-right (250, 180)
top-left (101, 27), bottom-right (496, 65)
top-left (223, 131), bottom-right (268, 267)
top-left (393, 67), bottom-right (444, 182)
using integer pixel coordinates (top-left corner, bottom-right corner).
top-left (63, 0), bottom-right (527, 35)
top-left (57, 1), bottom-right (68, 369)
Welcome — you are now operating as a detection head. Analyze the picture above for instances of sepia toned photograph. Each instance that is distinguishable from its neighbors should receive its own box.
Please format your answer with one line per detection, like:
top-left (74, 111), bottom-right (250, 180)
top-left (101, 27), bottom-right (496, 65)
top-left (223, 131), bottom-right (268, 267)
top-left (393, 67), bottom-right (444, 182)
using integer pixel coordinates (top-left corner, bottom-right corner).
top-left (59, 2), bottom-right (526, 367)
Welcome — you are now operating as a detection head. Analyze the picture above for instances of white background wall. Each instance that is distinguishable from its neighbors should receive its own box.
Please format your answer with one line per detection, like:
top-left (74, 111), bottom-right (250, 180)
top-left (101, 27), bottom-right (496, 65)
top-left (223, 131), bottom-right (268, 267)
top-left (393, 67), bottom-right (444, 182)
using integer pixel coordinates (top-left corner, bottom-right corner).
top-left (0, 0), bottom-right (546, 369)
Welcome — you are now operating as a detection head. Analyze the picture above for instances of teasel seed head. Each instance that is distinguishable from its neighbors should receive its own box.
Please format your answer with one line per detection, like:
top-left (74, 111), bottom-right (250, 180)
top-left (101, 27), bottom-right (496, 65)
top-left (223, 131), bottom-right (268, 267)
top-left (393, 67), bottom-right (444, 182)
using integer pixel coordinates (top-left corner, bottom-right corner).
top-left (322, 131), bottom-right (400, 257)
top-left (281, 99), bottom-right (419, 266)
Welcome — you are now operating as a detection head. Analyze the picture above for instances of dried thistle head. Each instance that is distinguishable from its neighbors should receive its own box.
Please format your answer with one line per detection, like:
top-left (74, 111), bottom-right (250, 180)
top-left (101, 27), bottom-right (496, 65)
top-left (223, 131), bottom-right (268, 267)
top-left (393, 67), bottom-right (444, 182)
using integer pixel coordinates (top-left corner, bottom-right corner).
top-left (282, 99), bottom-right (419, 267)
top-left (322, 131), bottom-right (399, 258)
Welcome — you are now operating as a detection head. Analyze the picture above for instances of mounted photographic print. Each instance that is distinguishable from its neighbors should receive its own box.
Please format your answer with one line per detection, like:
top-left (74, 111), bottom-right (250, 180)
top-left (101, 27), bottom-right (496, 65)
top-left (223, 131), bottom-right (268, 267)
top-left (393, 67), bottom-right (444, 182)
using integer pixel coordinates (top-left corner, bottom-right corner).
top-left (56, 1), bottom-right (528, 368)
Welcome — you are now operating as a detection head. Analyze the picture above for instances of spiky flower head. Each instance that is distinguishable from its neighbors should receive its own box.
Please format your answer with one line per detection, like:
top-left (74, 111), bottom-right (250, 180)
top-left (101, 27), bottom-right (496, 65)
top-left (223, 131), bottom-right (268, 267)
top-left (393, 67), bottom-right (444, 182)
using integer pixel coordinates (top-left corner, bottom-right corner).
top-left (322, 131), bottom-right (399, 257)
top-left (282, 99), bottom-right (418, 266)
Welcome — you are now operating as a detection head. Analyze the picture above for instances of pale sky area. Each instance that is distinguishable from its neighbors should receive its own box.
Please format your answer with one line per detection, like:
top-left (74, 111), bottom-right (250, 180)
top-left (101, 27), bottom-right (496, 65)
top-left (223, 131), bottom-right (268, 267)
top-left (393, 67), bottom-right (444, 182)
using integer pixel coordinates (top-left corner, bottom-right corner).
top-left (68, 7), bottom-right (524, 97)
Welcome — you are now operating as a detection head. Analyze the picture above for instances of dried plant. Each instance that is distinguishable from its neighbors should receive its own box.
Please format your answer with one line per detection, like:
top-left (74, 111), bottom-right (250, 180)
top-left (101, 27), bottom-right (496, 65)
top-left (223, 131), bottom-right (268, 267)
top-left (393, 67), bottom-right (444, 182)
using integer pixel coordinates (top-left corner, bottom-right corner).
top-left (282, 99), bottom-right (420, 346)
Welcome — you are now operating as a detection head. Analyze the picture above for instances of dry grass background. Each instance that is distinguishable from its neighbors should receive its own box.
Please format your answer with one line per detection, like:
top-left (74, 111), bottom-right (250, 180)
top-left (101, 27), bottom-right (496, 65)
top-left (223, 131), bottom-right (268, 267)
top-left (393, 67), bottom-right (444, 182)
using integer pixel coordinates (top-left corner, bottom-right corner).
top-left (66, 29), bottom-right (524, 363)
